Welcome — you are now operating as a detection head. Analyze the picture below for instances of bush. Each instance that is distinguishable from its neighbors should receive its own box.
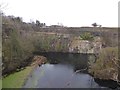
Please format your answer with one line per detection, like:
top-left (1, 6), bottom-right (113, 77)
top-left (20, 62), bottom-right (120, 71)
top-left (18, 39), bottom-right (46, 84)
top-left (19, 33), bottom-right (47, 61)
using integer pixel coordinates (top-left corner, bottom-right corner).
top-left (89, 47), bottom-right (118, 80)
top-left (80, 32), bottom-right (94, 41)
top-left (2, 29), bottom-right (34, 75)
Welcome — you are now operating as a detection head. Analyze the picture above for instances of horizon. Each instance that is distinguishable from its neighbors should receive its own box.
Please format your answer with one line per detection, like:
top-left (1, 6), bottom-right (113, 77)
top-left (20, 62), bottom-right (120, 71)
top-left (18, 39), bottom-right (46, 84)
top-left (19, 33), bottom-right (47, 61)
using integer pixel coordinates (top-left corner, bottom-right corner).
top-left (1, 0), bottom-right (119, 27)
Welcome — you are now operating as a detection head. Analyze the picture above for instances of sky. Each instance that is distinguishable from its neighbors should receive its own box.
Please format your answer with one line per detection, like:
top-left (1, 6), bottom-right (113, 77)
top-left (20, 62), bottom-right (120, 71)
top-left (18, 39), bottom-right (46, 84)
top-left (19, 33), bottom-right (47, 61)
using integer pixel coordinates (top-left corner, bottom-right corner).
top-left (0, 0), bottom-right (119, 27)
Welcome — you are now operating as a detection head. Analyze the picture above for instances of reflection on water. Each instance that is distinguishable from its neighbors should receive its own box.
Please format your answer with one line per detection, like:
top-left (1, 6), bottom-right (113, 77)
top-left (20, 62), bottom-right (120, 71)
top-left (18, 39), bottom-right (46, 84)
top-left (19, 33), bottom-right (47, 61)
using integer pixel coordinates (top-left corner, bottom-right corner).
top-left (24, 64), bottom-right (101, 88)
top-left (23, 52), bottom-right (119, 88)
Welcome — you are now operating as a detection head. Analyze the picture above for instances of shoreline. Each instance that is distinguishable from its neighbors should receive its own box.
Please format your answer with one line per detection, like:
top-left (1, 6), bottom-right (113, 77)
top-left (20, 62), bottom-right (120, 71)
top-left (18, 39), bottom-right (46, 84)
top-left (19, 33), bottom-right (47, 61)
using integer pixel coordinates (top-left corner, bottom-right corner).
top-left (22, 63), bottom-right (38, 87)
top-left (2, 55), bottom-right (47, 88)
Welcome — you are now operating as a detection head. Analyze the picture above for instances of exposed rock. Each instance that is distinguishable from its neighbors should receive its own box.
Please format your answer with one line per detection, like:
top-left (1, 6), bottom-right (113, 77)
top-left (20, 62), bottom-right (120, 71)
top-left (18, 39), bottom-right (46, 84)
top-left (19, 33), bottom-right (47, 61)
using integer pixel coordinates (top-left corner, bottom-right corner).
top-left (31, 56), bottom-right (47, 66)
top-left (69, 37), bottom-right (102, 54)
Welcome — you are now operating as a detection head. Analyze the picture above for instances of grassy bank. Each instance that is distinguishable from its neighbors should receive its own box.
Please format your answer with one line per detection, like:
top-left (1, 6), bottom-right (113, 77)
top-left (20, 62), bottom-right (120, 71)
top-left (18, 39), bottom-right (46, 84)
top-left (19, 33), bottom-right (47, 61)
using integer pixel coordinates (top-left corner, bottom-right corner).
top-left (2, 55), bottom-right (46, 88)
top-left (2, 65), bottom-right (34, 88)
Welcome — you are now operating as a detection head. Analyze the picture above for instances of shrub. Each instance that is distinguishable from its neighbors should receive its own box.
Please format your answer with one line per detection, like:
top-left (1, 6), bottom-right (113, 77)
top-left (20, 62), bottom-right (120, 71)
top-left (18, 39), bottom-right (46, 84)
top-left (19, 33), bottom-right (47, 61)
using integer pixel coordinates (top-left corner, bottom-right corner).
top-left (80, 32), bottom-right (94, 41)
top-left (89, 47), bottom-right (118, 80)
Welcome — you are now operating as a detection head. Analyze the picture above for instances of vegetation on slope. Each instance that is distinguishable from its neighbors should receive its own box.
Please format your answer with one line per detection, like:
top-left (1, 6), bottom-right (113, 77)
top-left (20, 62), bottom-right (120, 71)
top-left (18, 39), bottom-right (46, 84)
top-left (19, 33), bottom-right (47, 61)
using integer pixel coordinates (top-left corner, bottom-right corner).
top-left (2, 15), bottom-right (70, 75)
top-left (2, 15), bottom-right (34, 75)
top-left (89, 47), bottom-right (119, 81)
top-left (88, 28), bottom-right (119, 81)
top-left (32, 33), bottom-right (70, 52)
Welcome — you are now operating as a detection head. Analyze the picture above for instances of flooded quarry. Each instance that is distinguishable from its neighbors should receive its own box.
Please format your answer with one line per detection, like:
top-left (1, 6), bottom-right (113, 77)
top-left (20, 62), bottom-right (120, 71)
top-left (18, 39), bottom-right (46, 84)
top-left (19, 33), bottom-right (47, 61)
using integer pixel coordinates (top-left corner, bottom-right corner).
top-left (23, 52), bottom-right (119, 89)
top-left (2, 13), bottom-right (119, 89)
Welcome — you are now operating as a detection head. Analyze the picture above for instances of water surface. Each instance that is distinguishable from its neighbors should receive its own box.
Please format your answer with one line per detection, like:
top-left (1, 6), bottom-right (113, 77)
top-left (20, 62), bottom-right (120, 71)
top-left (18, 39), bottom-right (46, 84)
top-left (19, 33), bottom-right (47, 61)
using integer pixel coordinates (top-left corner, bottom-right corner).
top-left (23, 52), bottom-right (118, 88)
top-left (24, 63), bottom-right (101, 88)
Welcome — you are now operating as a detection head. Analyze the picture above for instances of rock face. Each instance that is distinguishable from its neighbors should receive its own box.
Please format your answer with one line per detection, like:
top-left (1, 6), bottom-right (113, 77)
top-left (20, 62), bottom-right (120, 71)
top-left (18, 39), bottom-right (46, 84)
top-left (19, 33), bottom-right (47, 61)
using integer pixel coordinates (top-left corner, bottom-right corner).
top-left (69, 37), bottom-right (102, 54)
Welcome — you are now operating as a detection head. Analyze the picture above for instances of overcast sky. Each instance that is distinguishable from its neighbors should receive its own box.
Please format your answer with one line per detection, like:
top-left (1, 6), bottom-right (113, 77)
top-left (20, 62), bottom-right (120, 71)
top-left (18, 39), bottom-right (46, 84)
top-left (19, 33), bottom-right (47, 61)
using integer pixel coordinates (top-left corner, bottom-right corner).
top-left (1, 0), bottom-right (119, 27)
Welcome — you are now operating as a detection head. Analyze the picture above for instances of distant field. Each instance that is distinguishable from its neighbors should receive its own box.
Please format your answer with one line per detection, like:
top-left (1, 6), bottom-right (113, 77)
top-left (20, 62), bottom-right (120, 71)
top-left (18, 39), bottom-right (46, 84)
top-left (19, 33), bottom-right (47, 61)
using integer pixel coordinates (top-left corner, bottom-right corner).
top-left (36, 32), bottom-right (56, 35)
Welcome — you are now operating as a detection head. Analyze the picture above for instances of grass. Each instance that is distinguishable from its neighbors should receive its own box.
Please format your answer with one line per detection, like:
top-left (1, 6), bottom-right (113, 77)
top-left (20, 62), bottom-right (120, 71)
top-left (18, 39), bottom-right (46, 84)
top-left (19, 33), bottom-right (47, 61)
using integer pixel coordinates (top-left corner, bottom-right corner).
top-left (2, 65), bottom-right (34, 88)
top-left (0, 79), bottom-right (2, 90)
